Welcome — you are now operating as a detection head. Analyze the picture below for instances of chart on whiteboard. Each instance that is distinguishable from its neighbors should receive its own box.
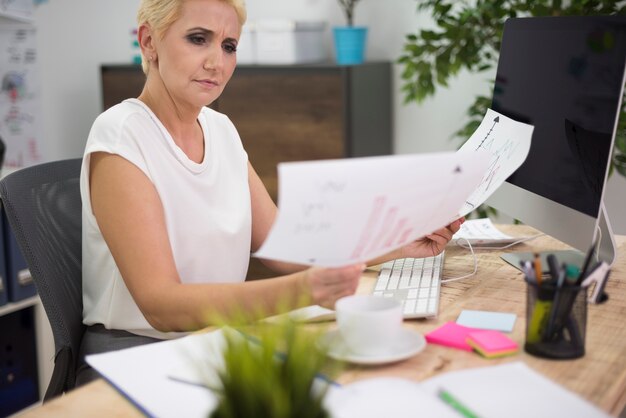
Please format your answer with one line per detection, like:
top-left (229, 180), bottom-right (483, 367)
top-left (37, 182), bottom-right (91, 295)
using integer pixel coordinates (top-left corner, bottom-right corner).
top-left (457, 108), bottom-right (534, 217)
top-left (0, 25), bottom-right (43, 169)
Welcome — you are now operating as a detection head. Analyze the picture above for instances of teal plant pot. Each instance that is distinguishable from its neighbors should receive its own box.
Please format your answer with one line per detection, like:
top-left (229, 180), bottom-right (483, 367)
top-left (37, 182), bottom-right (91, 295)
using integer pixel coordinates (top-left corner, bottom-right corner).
top-left (333, 26), bottom-right (368, 65)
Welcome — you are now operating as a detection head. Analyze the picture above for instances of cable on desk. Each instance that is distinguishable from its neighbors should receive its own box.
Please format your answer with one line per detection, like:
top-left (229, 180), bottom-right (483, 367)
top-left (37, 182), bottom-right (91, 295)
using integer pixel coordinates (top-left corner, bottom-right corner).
top-left (442, 234), bottom-right (545, 283)
top-left (442, 238), bottom-right (478, 283)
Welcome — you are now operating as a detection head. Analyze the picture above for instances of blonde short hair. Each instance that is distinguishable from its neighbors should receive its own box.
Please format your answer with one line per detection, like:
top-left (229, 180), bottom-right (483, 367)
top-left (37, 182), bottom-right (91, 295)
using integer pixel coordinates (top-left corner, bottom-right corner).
top-left (136, 0), bottom-right (247, 74)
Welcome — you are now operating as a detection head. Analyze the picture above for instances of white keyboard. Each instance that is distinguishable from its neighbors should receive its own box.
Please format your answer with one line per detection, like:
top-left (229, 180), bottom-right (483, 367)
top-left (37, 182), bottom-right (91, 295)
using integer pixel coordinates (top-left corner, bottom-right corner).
top-left (371, 252), bottom-right (444, 318)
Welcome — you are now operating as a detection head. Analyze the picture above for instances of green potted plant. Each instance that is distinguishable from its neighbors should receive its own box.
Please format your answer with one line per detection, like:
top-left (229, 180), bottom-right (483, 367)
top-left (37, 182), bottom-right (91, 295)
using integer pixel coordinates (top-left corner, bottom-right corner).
top-left (398, 0), bottom-right (626, 217)
top-left (333, 0), bottom-right (367, 65)
top-left (208, 318), bottom-right (338, 418)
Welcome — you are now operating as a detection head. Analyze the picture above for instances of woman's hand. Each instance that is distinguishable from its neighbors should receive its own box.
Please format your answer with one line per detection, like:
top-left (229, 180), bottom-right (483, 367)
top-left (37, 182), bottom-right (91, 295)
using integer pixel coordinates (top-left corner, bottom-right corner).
top-left (303, 264), bottom-right (364, 309)
top-left (399, 217), bottom-right (465, 259)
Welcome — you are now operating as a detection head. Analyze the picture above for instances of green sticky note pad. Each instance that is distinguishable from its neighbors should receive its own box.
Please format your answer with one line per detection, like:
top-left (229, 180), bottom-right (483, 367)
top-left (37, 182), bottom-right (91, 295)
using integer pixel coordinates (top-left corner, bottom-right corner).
top-left (467, 330), bottom-right (519, 358)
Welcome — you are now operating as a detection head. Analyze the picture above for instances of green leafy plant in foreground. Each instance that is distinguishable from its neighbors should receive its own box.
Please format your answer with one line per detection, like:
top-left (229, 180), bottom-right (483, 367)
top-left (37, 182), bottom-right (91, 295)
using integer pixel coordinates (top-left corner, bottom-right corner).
top-left (209, 320), bottom-right (335, 418)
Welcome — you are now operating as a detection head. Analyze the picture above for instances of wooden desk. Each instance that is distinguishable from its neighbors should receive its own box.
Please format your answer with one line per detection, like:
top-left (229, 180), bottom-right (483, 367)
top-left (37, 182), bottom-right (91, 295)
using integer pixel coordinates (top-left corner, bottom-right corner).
top-left (21, 225), bottom-right (626, 417)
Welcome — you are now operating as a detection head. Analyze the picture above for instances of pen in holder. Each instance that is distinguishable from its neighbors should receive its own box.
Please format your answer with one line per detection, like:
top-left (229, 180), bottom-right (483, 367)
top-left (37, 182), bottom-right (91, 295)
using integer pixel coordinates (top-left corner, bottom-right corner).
top-left (524, 275), bottom-right (587, 359)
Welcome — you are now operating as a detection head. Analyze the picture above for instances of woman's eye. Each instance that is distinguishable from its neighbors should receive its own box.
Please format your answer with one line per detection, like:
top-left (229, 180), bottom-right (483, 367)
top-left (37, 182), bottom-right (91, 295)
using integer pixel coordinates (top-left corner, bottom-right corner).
top-left (187, 34), bottom-right (206, 45)
top-left (223, 43), bottom-right (237, 54)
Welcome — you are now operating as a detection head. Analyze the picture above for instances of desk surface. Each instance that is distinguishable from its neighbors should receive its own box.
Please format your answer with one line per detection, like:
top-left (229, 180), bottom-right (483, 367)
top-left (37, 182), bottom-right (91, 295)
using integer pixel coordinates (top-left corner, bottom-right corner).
top-left (22, 225), bottom-right (626, 417)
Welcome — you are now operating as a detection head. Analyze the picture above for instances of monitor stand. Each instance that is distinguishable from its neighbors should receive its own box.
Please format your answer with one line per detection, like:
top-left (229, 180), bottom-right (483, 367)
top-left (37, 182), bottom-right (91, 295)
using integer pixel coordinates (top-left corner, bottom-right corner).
top-left (501, 202), bottom-right (616, 275)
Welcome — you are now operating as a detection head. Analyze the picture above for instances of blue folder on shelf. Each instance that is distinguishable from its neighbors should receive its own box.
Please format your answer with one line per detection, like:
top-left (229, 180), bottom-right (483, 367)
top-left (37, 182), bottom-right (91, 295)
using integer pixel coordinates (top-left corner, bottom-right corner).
top-left (0, 212), bottom-right (8, 307)
top-left (1, 208), bottom-right (35, 302)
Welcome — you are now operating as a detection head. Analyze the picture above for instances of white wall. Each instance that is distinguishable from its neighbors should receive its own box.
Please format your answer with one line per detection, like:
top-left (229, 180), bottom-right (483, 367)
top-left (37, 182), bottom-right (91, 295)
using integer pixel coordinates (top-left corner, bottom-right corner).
top-left (32, 0), bottom-right (626, 233)
top-left (34, 0), bottom-right (140, 161)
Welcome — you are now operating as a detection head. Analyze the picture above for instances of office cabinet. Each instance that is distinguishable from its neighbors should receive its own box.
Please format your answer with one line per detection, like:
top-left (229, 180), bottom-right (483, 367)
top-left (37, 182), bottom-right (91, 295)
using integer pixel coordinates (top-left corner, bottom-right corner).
top-left (1, 210), bottom-right (35, 302)
top-left (214, 62), bottom-right (393, 200)
top-left (0, 307), bottom-right (39, 416)
top-left (0, 202), bottom-right (53, 412)
top-left (0, 214), bottom-right (7, 307)
top-left (0, 172), bottom-right (54, 410)
top-left (100, 65), bottom-right (147, 110)
top-left (101, 62), bottom-right (392, 278)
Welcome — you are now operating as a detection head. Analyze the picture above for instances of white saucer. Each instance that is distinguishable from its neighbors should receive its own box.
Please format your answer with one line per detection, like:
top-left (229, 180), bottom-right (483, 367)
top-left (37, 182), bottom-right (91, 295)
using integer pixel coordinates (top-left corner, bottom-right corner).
top-left (318, 328), bottom-right (426, 365)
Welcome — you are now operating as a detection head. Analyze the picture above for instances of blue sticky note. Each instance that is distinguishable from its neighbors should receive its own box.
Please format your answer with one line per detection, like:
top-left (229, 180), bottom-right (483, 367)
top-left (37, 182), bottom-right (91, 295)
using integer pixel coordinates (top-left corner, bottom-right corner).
top-left (456, 310), bottom-right (516, 332)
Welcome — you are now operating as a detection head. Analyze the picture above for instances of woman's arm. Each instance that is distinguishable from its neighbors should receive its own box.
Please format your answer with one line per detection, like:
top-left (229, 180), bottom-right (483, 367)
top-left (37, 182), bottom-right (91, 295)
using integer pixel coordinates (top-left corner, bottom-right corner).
top-left (89, 153), bottom-right (361, 332)
top-left (248, 162), bottom-right (310, 274)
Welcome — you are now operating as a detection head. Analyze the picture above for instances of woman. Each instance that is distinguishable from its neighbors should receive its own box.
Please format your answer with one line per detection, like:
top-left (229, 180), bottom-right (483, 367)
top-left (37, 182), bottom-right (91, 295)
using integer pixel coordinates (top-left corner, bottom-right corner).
top-left (77, 0), bottom-right (462, 384)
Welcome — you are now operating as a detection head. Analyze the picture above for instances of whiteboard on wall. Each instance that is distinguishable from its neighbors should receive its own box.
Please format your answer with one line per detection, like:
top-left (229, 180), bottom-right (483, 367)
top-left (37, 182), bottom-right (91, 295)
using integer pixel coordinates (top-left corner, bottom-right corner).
top-left (0, 24), bottom-right (43, 169)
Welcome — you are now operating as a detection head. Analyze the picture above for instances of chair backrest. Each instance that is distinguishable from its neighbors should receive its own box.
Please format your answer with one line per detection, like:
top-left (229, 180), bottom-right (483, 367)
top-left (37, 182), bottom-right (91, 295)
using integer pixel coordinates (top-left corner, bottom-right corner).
top-left (0, 158), bottom-right (83, 400)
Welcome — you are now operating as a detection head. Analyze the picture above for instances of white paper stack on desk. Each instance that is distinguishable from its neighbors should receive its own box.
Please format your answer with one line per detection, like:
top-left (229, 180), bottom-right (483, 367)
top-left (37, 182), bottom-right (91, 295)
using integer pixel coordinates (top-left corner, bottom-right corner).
top-left (452, 218), bottom-right (533, 246)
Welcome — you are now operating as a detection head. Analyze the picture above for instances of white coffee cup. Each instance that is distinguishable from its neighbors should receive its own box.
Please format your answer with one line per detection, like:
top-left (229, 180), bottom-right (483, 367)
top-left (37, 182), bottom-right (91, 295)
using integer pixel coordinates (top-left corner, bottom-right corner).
top-left (335, 295), bottom-right (403, 357)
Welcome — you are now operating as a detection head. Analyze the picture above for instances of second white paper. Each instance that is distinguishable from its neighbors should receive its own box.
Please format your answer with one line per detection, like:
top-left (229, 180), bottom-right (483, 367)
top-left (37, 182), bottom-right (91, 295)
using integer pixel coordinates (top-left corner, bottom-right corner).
top-left (254, 151), bottom-right (490, 267)
top-left (458, 108), bottom-right (534, 216)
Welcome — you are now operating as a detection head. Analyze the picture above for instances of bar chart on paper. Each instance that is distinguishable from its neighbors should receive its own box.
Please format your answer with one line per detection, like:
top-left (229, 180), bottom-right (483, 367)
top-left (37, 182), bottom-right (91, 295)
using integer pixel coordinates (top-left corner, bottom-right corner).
top-left (254, 152), bottom-right (490, 267)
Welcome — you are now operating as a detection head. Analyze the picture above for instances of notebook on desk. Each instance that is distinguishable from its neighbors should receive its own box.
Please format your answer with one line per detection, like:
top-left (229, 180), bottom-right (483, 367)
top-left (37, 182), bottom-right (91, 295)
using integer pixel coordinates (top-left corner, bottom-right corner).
top-left (325, 362), bottom-right (611, 418)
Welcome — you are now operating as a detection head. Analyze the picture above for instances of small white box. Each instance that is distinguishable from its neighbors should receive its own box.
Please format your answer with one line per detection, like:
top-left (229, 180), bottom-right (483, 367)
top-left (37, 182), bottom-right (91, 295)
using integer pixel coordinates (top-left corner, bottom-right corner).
top-left (236, 24), bottom-right (256, 64)
top-left (255, 20), bottom-right (327, 64)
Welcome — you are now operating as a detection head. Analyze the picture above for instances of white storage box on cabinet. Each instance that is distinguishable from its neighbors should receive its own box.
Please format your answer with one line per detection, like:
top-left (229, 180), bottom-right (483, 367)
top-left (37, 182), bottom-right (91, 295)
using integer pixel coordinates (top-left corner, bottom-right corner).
top-left (236, 23), bottom-right (256, 64)
top-left (255, 20), bottom-right (326, 64)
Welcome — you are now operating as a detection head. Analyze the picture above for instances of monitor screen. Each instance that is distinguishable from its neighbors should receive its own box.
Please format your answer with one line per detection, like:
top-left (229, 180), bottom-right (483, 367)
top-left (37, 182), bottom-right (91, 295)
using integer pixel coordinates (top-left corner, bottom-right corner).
top-left (487, 15), bottom-right (626, 265)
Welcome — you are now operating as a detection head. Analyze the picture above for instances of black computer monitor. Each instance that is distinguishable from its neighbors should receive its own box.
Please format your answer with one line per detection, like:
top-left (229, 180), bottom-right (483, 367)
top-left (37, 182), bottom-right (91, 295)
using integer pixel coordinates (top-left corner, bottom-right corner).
top-left (486, 15), bottom-right (626, 267)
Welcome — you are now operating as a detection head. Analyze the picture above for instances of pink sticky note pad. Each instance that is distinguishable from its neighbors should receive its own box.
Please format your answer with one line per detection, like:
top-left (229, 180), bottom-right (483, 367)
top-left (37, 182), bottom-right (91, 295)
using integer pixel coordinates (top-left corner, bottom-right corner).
top-left (425, 322), bottom-right (480, 351)
top-left (467, 330), bottom-right (519, 358)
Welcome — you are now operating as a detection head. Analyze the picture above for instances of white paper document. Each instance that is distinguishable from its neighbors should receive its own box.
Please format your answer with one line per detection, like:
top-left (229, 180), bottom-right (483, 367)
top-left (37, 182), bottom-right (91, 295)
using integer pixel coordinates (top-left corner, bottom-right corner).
top-left (458, 108), bottom-right (534, 216)
top-left (87, 328), bottom-right (331, 418)
top-left (419, 362), bottom-right (610, 418)
top-left (323, 378), bottom-right (458, 418)
top-left (326, 362), bottom-right (610, 418)
top-left (255, 109), bottom-right (533, 267)
top-left (452, 217), bottom-right (518, 245)
top-left (265, 304), bottom-right (336, 323)
top-left (255, 151), bottom-right (490, 267)
top-left (86, 330), bottom-right (227, 418)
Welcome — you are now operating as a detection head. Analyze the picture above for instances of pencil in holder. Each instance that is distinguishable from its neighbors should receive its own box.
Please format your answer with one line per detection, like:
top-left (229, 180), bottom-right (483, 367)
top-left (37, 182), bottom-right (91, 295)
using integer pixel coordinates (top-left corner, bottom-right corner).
top-left (524, 276), bottom-right (587, 359)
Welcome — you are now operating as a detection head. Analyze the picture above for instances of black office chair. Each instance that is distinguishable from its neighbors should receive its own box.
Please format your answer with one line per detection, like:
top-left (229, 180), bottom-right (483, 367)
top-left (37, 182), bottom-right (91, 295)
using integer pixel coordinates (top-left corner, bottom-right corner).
top-left (0, 158), bottom-right (84, 401)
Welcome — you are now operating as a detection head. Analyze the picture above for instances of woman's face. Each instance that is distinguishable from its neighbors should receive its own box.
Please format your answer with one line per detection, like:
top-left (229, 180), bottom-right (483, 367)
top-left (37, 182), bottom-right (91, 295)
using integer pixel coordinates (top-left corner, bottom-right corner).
top-left (153, 0), bottom-right (240, 109)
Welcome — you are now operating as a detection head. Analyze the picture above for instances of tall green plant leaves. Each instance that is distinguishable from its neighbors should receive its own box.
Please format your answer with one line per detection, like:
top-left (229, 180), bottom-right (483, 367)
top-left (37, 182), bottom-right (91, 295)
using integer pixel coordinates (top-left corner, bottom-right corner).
top-left (209, 321), bottom-right (334, 418)
top-left (400, 0), bottom-right (626, 217)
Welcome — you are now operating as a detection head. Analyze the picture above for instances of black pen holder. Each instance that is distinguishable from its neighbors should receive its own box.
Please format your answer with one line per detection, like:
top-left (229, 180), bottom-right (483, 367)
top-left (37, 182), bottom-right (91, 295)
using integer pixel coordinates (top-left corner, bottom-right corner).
top-left (524, 277), bottom-right (587, 359)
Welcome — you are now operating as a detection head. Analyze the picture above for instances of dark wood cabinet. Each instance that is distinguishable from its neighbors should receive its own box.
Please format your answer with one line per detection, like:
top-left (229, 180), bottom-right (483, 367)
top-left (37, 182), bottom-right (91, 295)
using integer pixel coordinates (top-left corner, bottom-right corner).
top-left (101, 62), bottom-right (392, 278)
top-left (214, 63), bottom-right (393, 200)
